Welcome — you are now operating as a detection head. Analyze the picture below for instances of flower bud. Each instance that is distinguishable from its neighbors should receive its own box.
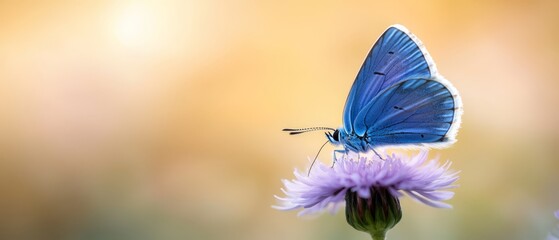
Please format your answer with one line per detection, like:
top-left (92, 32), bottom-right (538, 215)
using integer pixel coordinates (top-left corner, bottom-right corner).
top-left (345, 187), bottom-right (402, 240)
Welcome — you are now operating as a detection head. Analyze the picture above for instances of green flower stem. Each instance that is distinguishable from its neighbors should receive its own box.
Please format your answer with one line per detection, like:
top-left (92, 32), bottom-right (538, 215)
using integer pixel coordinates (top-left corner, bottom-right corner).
top-left (370, 231), bottom-right (386, 240)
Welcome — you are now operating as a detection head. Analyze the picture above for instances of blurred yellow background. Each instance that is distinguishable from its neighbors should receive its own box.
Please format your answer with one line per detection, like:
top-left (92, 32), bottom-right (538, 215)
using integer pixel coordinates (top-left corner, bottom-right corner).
top-left (1, 0), bottom-right (558, 239)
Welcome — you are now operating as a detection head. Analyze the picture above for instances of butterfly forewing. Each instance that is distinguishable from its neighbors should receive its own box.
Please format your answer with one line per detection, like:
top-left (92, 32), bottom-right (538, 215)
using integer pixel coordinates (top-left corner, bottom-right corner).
top-left (343, 25), bottom-right (435, 134)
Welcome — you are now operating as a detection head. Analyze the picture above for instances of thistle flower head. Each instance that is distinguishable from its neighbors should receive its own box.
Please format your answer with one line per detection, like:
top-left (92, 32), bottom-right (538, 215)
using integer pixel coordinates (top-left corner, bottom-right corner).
top-left (274, 151), bottom-right (459, 239)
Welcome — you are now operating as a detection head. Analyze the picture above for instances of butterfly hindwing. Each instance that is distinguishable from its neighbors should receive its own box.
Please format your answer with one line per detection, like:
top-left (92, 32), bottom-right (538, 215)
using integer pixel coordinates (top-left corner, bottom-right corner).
top-left (352, 78), bottom-right (456, 147)
top-left (343, 25), bottom-right (435, 133)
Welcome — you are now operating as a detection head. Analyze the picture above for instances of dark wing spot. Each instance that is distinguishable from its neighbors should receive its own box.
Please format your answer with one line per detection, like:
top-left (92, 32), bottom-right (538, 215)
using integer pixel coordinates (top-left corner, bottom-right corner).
top-left (421, 134), bottom-right (425, 138)
top-left (393, 106), bottom-right (404, 110)
top-left (388, 51), bottom-right (394, 54)
top-left (374, 71), bottom-right (385, 76)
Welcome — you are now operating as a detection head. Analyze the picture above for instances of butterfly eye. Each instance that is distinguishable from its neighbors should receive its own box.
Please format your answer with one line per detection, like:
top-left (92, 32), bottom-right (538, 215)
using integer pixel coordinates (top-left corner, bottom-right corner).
top-left (332, 129), bottom-right (340, 142)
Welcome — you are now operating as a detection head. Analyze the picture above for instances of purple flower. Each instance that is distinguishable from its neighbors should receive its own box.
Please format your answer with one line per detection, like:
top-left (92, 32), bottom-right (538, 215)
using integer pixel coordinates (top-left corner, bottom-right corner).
top-left (274, 151), bottom-right (458, 239)
top-left (274, 151), bottom-right (458, 216)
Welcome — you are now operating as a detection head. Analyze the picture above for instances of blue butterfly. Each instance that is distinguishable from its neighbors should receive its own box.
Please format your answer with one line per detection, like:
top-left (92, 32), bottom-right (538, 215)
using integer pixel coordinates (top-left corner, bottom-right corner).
top-left (284, 24), bottom-right (462, 160)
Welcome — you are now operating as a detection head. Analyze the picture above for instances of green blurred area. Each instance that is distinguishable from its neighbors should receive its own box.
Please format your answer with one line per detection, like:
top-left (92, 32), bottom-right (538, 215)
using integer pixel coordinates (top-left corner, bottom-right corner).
top-left (0, 0), bottom-right (558, 239)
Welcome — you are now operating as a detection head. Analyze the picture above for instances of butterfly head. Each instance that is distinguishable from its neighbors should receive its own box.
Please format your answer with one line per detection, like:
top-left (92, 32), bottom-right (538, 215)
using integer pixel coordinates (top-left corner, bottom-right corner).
top-left (325, 128), bottom-right (342, 145)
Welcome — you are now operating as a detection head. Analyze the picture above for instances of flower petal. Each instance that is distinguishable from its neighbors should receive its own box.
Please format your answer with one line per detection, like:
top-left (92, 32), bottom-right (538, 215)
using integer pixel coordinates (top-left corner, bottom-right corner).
top-left (274, 150), bottom-right (458, 215)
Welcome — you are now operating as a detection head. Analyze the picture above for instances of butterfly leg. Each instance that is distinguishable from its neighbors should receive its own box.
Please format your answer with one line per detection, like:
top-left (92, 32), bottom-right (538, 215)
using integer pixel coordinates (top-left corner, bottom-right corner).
top-left (331, 149), bottom-right (347, 168)
top-left (372, 148), bottom-right (384, 160)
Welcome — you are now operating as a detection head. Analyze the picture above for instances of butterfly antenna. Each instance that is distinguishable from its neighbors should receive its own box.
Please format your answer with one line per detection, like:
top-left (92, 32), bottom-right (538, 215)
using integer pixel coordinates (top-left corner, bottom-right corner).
top-left (283, 127), bottom-right (336, 135)
top-left (308, 140), bottom-right (329, 176)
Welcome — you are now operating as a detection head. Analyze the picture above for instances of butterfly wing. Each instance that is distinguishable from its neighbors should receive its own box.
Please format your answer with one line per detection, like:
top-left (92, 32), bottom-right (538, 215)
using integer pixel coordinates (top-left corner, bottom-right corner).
top-left (343, 25), bottom-right (437, 134)
top-left (353, 78), bottom-right (461, 148)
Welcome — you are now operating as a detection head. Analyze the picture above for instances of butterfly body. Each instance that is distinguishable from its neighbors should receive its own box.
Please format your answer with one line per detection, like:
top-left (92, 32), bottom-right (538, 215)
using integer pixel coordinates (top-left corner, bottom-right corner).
top-left (326, 128), bottom-right (367, 152)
